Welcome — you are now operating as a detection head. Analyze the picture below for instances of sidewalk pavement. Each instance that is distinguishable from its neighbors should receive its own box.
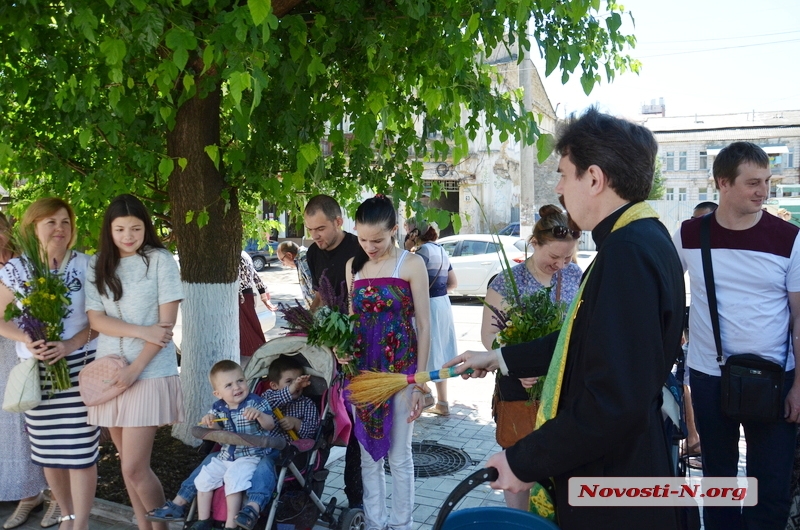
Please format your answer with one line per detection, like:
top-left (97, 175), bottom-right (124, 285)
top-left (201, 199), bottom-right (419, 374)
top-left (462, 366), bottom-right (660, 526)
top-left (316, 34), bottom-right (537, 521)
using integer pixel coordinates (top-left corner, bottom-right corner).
top-left (1, 266), bottom-right (745, 530)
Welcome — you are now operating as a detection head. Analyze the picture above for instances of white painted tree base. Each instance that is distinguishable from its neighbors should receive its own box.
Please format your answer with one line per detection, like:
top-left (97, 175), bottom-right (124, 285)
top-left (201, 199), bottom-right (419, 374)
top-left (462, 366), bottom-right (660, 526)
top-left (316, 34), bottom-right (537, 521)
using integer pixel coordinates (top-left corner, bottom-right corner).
top-left (172, 281), bottom-right (239, 445)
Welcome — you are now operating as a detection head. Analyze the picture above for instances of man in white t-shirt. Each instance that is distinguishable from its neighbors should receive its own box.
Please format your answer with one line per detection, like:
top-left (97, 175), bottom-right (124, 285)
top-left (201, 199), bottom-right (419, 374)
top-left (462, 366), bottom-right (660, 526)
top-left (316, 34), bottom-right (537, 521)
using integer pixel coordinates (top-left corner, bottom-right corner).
top-left (673, 142), bottom-right (800, 530)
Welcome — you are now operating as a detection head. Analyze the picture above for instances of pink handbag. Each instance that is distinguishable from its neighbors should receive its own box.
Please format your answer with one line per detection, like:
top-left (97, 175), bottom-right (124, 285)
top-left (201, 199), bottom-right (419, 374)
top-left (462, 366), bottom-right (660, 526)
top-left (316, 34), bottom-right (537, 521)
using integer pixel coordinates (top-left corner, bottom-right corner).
top-left (79, 355), bottom-right (129, 407)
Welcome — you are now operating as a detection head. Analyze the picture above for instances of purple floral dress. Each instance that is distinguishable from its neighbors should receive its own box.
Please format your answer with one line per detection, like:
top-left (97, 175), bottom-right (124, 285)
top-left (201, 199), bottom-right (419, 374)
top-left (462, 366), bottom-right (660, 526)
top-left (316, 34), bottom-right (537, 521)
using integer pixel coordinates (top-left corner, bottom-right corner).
top-left (350, 271), bottom-right (417, 461)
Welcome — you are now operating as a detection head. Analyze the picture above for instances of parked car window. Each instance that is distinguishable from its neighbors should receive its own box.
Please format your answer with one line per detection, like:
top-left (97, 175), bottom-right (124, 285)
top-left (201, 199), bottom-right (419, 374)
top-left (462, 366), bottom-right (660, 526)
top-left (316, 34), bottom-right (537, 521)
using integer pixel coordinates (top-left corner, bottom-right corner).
top-left (486, 242), bottom-right (500, 254)
top-left (460, 240), bottom-right (489, 256)
top-left (513, 240), bottom-right (528, 252)
top-left (440, 242), bottom-right (458, 257)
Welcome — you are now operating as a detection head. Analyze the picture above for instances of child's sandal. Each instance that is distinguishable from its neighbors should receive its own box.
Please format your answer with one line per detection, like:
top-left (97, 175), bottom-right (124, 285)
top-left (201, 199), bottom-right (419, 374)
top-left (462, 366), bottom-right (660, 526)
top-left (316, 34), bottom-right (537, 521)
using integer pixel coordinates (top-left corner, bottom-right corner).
top-left (146, 501), bottom-right (187, 522)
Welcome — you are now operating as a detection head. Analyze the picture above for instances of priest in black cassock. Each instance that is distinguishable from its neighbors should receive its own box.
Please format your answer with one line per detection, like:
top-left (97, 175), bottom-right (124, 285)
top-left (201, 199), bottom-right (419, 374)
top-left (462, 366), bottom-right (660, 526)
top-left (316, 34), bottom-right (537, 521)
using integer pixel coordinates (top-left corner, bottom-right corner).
top-left (446, 108), bottom-right (685, 530)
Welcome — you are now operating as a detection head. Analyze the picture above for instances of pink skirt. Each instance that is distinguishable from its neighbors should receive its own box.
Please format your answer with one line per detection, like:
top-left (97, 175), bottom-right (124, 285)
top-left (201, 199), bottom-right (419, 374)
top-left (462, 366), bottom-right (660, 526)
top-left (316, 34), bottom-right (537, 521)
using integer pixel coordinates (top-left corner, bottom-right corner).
top-left (87, 375), bottom-right (184, 428)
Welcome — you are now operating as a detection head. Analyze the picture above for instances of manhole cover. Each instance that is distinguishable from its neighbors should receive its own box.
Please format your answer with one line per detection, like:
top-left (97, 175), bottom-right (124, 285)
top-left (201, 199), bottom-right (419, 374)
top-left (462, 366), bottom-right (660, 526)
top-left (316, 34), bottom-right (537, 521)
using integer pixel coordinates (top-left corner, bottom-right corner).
top-left (384, 441), bottom-right (472, 478)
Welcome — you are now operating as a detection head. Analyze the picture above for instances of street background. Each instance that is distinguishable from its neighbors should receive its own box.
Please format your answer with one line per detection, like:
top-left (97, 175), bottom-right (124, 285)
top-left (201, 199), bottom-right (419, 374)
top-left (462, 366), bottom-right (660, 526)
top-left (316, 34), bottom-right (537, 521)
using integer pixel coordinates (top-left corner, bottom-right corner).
top-left (1, 263), bottom-right (744, 530)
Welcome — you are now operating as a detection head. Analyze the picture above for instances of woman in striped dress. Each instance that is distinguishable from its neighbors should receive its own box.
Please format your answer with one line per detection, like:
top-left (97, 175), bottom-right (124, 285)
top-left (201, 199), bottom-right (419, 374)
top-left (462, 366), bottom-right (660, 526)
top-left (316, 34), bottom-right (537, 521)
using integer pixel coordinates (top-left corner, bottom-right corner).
top-left (0, 198), bottom-right (99, 530)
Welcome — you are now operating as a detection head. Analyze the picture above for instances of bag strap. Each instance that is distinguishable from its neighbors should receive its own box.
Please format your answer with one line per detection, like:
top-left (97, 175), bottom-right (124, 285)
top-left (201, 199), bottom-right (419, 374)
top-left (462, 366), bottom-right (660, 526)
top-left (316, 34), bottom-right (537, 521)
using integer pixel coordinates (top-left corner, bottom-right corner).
top-left (555, 270), bottom-right (562, 303)
top-left (699, 214), bottom-right (724, 366)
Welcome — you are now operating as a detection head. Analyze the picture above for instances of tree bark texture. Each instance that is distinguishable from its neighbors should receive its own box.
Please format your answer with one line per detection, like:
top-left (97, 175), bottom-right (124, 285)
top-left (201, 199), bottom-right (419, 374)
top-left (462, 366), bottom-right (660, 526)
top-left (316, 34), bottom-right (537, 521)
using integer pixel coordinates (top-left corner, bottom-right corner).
top-left (171, 282), bottom-right (239, 444)
top-left (167, 87), bottom-right (242, 284)
top-left (167, 88), bottom-right (243, 443)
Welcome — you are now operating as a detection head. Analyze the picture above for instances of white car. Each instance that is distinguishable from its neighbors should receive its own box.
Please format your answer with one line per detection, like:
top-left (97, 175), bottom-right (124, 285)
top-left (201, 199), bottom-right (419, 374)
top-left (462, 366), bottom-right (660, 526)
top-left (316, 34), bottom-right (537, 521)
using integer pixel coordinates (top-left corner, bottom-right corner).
top-left (436, 234), bottom-right (529, 297)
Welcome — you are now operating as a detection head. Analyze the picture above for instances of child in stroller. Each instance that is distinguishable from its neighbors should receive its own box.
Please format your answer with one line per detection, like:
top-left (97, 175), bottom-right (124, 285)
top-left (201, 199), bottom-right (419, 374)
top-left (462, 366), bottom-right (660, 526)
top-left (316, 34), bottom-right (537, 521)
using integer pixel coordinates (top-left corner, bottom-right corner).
top-left (191, 360), bottom-right (276, 530)
top-left (235, 356), bottom-right (320, 530)
top-left (149, 336), bottom-right (363, 530)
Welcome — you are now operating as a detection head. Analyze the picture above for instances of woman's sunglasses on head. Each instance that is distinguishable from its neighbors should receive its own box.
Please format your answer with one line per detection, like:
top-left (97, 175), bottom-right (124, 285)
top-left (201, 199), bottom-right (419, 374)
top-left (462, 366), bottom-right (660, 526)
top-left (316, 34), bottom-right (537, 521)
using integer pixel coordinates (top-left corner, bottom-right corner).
top-left (545, 226), bottom-right (581, 239)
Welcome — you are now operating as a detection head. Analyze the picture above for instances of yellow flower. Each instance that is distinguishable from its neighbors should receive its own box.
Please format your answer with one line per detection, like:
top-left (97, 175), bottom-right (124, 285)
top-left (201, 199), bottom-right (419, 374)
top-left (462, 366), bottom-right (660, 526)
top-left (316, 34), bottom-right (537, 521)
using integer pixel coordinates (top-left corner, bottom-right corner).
top-left (21, 298), bottom-right (30, 306)
top-left (38, 277), bottom-right (46, 284)
top-left (50, 294), bottom-right (56, 300)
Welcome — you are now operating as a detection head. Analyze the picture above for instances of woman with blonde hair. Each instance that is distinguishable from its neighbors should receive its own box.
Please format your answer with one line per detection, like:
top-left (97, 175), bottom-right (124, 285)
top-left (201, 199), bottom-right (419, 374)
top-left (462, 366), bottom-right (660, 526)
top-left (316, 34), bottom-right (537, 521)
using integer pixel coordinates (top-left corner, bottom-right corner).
top-left (0, 198), bottom-right (99, 530)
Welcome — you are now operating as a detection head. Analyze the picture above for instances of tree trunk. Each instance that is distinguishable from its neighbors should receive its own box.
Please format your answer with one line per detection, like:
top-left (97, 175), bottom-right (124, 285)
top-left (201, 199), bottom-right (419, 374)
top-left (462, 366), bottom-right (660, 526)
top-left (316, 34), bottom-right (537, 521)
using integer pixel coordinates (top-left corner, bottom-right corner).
top-left (166, 87), bottom-right (243, 444)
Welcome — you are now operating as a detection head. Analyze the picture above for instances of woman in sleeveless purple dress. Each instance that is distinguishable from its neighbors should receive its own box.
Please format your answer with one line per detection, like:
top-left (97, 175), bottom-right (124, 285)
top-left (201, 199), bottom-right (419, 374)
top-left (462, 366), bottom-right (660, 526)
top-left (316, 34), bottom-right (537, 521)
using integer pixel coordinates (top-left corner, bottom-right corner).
top-left (345, 196), bottom-right (431, 530)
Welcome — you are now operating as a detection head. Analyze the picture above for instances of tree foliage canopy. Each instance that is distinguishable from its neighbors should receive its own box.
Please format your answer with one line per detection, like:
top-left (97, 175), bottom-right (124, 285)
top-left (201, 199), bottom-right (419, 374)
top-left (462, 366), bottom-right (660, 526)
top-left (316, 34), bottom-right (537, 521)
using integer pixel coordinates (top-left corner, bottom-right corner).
top-left (0, 0), bottom-right (639, 249)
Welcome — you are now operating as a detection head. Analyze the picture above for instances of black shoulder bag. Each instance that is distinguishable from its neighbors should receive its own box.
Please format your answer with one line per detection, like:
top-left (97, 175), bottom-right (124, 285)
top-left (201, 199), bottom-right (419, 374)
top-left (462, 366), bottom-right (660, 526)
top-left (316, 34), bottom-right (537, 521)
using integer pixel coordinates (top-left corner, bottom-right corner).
top-left (700, 213), bottom-right (787, 423)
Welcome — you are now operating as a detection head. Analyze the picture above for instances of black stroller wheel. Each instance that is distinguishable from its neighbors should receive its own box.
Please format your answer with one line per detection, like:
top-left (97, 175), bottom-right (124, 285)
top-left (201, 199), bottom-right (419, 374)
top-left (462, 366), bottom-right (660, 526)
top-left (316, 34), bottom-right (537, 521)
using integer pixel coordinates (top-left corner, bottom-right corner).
top-left (337, 508), bottom-right (366, 530)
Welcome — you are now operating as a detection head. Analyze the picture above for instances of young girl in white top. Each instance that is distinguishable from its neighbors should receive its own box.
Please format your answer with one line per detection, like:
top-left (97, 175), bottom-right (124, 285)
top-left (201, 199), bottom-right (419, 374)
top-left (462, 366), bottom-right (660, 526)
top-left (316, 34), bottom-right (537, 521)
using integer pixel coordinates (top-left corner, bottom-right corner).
top-left (85, 195), bottom-right (184, 530)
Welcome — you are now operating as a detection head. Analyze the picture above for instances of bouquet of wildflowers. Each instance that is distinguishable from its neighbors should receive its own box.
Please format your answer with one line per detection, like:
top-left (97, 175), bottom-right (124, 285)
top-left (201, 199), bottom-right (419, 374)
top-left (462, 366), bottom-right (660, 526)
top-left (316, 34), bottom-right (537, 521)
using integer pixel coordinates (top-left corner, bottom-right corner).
top-left (280, 275), bottom-right (358, 376)
top-left (487, 286), bottom-right (565, 401)
top-left (3, 228), bottom-right (72, 393)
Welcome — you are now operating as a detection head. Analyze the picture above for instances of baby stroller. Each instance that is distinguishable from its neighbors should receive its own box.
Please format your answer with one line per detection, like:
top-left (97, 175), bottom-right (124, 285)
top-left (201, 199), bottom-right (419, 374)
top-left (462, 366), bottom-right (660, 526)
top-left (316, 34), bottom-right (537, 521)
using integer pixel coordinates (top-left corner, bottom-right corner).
top-left (189, 335), bottom-right (364, 530)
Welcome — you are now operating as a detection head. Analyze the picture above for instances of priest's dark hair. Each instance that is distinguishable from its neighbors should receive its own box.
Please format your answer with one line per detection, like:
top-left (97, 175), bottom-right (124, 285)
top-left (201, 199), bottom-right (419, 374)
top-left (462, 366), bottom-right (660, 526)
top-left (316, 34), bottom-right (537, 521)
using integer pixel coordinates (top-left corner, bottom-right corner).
top-left (94, 194), bottom-right (166, 301)
top-left (556, 107), bottom-right (658, 203)
top-left (351, 195), bottom-right (397, 275)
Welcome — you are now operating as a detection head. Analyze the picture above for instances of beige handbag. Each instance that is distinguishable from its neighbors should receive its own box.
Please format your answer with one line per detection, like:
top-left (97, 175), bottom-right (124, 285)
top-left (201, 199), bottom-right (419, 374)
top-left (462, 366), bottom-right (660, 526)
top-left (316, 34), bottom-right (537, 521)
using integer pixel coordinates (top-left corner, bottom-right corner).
top-left (79, 354), bottom-right (129, 406)
top-left (79, 300), bottom-right (130, 407)
top-left (2, 356), bottom-right (42, 413)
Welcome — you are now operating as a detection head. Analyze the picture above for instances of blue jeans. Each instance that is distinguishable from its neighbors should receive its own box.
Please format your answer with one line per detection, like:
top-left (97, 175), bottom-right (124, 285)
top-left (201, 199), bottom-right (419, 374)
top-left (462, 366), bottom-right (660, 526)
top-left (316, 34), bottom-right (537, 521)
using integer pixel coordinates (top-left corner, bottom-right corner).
top-left (177, 450), bottom-right (279, 512)
top-left (690, 368), bottom-right (797, 530)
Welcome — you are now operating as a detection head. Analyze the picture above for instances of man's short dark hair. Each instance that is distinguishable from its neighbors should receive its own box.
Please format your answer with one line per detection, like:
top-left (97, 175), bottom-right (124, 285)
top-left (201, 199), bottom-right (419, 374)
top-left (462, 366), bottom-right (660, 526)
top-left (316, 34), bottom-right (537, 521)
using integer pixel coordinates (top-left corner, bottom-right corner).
top-left (267, 355), bottom-right (305, 383)
top-left (556, 107), bottom-right (658, 202)
top-left (693, 201), bottom-right (718, 214)
top-left (712, 142), bottom-right (769, 188)
top-left (304, 194), bottom-right (342, 221)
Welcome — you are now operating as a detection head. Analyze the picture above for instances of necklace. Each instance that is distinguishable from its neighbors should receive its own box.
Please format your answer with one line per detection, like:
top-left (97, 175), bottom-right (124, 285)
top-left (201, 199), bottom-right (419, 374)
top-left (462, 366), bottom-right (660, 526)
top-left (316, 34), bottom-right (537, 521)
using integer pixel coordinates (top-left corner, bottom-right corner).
top-left (364, 248), bottom-right (397, 288)
top-left (526, 258), bottom-right (553, 287)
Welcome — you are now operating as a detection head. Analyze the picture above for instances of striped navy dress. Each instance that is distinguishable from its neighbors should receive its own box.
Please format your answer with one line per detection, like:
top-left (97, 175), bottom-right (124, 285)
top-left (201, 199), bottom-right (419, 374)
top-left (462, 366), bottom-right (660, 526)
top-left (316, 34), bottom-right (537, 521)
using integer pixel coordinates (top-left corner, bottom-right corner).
top-left (1, 251), bottom-right (100, 469)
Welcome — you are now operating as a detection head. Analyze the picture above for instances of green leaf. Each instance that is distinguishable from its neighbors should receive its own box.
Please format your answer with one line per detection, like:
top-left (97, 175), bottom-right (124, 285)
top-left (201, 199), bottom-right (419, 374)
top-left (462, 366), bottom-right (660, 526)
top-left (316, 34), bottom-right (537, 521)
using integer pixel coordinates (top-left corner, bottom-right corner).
top-left (298, 142), bottom-right (320, 168)
top-left (228, 71), bottom-right (251, 110)
top-left (178, 157), bottom-right (188, 171)
top-left (99, 38), bottom-right (127, 65)
top-left (201, 44), bottom-right (215, 75)
top-left (173, 47), bottom-right (189, 71)
top-left (204, 145), bottom-right (220, 170)
top-left (544, 44), bottom-right (560, 76)
top-left (185, 210), bottom-right (195, 224)
top-left (197, 209), bottom-right (210, 228)
top-left (73, 8), bottom-right (98, 43)
top-left (353, 114), bottom-right (377, 146)
top-left (606, 12), bottom-right (622, 33)
top-left (0, 143), bottom-right (13, 166)
top-left (158, 157), bottom-right (175, 179)
top-left (536, 133), bottom-right (555, 164)
top-left (465, 13), bottom-right (480, 39)
top-left (248, 0), bottom-right (271, 26)
top-left (78, 129), bottom-right (92, 149)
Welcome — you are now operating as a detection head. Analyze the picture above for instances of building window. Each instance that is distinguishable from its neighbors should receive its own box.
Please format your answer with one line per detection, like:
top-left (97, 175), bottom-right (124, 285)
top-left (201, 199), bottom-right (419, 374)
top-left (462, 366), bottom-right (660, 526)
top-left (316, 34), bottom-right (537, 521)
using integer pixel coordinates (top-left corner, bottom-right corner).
top-left (699, 151), bottom-right (707, 170)
top-left (678, 188), bottom-right (687, 201)
top-left (698, 188), bottom-right (708, 201)
top-left (666, 187), bottom-right (675, 201)
top-left (665, 152), bottom-right (674, 171)
top-left (679, 152), bottom-right (687, 171)
top-left (789, 147), bottom-right (795, 169)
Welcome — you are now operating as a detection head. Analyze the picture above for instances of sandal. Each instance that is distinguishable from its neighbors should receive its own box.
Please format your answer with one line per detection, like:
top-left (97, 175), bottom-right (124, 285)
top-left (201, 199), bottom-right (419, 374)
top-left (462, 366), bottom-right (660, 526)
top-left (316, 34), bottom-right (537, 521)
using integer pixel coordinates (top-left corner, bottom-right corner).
top-left (234, 505), bottom-right (260, 530)
top-left (3, 493), bottom-right (44, 529)
top-left (40, 500), bottom-right (60, 528)
top-left (428, 401), bottom-right (450, 416)
top-left (146, 501), bottom-right (187, 521)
